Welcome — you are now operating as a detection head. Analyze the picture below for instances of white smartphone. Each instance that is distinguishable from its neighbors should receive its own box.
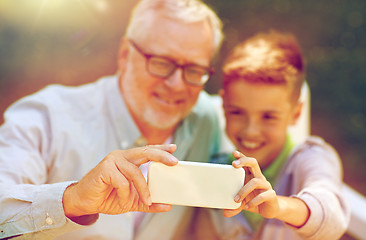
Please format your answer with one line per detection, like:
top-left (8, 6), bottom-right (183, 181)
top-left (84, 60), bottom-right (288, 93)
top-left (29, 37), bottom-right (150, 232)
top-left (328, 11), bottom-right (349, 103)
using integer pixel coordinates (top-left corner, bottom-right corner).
top-left (147, 161), bottom-right (245, 209)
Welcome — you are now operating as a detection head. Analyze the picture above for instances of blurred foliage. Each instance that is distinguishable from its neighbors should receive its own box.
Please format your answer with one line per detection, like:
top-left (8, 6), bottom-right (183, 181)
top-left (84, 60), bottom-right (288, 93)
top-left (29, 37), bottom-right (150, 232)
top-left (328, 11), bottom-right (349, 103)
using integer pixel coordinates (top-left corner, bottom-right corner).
top-left (0, 0), bottom-right (365, 195)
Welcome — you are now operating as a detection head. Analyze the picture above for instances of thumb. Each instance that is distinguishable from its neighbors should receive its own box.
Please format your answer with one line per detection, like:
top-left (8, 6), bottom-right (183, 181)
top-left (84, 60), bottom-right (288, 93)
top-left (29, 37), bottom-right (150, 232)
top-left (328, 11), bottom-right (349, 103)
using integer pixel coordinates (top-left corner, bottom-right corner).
top-left (222, 207), bottom-right (242, 218)
top-left (147, 144), bottom-right (177, 154)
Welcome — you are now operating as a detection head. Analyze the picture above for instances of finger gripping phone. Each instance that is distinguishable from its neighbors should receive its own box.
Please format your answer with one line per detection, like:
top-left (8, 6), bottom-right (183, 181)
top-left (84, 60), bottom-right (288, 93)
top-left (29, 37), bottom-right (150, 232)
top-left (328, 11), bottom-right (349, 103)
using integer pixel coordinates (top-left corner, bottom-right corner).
top-left (147, 161), bottom-right (245, 209)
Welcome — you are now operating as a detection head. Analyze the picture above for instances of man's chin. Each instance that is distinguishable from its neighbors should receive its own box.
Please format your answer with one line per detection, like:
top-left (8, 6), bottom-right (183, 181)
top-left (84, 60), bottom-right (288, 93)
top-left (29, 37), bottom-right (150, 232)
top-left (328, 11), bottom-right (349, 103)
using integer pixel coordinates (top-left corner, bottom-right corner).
top-left (143, 114), bottom-right (182, 130)
top-left (149, 104), bottom-right (193, 125)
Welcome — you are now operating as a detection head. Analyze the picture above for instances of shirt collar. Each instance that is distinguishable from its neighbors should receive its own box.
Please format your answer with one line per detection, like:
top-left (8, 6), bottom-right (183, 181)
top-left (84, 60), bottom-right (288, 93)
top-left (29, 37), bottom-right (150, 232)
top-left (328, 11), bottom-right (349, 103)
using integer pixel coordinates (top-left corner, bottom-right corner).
top-left (106, 75), bottom-right (141, 150)
top-left (263, 134), bottom-right (295, 187)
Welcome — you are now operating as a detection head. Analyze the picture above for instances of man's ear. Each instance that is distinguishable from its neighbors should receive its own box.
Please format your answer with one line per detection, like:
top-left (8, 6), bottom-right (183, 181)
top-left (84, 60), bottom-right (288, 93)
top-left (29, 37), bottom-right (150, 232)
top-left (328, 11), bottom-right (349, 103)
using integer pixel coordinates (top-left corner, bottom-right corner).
top-left (117, 37), bottom-right (129, 70)
top-left (290, 102), bottom-right (303, 125)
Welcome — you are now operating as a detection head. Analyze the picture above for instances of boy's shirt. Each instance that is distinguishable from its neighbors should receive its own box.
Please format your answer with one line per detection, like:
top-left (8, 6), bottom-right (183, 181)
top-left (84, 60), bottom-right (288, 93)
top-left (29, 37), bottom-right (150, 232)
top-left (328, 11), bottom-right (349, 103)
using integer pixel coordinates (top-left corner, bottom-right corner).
top-left (218, 134), bottom-right (296, 232)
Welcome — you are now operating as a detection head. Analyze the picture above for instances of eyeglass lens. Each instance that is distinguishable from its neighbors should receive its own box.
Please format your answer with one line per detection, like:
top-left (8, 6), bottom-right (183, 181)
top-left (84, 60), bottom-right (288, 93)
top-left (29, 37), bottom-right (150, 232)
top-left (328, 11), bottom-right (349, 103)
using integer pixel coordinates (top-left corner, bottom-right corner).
top-left (130, 39), bottom-right (211, 86)
top-left (147, 57), bottom-right (210, 85)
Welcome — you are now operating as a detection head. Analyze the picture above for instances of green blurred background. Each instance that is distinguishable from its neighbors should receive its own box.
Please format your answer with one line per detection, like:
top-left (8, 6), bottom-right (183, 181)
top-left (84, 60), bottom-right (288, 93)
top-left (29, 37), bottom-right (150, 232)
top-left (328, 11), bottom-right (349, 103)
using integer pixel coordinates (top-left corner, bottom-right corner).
top-left (0, 0), bottom-right (365, 209)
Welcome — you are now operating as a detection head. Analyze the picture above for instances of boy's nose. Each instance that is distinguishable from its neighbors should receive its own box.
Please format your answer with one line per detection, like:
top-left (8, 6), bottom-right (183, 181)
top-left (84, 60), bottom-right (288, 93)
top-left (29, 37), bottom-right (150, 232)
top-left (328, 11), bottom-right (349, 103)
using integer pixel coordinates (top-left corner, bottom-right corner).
top-left (243, 119), bottom-right (261, 137)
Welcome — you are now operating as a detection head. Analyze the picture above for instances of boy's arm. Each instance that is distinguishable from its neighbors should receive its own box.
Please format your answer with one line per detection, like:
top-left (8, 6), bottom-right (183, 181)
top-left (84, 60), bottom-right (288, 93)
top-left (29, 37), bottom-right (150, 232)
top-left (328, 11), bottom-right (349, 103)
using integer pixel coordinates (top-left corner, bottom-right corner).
top-left (224, 140), bottom-right (350, 239)
top-left (275, 196), bottom-right (310, 227)
top-left (287, 138), bottom-right (350, 239)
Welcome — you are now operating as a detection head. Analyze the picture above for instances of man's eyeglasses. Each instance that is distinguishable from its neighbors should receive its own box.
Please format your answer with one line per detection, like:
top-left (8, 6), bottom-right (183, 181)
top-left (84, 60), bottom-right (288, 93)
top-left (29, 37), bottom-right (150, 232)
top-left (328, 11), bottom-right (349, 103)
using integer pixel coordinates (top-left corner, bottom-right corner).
top-left (129, 39), bottom-right (213, 86)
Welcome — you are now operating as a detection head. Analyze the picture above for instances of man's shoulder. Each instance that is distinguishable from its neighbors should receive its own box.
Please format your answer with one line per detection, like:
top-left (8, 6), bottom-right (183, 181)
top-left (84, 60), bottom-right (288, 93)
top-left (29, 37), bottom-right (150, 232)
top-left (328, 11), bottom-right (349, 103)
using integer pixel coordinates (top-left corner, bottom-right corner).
top-left (182, 92), bottom-right (221, 132)
top-left (192, 91), bottom-right (220, 117)
top-left (40, 75), bottom-right (116, 100)
top-left (4, 75), bottom-right (118, 123)
top-left (16, 75), bottom-right (116, 109)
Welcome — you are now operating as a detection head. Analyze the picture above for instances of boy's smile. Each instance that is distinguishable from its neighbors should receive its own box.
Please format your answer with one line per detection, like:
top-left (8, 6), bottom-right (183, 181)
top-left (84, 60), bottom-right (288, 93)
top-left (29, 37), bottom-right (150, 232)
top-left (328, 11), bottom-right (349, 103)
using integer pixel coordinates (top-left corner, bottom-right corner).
top-left (222, 80), bottom-right (301, 169)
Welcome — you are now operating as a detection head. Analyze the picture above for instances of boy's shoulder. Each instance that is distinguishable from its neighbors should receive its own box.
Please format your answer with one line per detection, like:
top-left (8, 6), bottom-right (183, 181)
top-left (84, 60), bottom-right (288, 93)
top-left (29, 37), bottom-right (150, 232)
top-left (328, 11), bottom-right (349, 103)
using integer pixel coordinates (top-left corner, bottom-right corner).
top-left (300, 136), bottom-right (326, 147)
top-left (288, 135), bottom-right (341, 166)
top-left (294, 136), bottom-right (334, 152)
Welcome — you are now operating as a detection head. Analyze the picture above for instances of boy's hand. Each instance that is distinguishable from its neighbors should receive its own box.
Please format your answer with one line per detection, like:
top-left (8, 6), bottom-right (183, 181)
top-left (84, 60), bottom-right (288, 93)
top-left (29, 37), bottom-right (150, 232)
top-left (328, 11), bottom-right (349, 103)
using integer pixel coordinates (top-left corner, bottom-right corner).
top-left (223, 150), bottom-right (280, 219)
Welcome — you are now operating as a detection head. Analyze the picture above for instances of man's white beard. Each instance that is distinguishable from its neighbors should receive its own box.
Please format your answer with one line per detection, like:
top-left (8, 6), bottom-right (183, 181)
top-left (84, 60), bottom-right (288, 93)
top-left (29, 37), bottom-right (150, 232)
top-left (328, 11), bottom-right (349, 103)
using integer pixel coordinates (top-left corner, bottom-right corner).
top-left (141, 106), bottom-right (182, 129)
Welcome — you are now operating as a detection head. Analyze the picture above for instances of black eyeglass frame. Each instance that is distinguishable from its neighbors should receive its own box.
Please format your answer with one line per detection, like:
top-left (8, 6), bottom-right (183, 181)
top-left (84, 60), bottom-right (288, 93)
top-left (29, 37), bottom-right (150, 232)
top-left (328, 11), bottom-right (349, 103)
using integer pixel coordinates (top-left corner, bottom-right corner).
top-left (128, 39), bottom-right (214, 86)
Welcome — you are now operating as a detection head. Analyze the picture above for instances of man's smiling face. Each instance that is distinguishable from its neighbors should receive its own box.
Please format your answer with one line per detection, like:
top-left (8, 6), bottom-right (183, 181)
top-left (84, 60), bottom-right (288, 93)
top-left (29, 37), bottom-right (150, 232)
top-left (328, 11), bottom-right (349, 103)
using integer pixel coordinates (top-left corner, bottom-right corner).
top-left (118, 14), bottom-right (214, 130)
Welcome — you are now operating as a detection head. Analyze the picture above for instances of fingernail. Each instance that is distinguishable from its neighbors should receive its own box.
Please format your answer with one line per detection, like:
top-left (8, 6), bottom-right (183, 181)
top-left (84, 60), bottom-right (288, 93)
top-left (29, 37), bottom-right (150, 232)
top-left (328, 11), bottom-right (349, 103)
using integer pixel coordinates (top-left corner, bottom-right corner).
top-left (234, 195), bottom-right (240, 202)
top-left (234, 151), bottom-right (245, 157)
top-left (167, 144), bottom-right (176, 150)
top-left (170, 156), bottom-right (178, 163)
top-left (244, 204), bottom-right (249, 209)
top-left (233, 160), bottom-right (240, 165)
top-left (147, 197), bottom-right (152, 206)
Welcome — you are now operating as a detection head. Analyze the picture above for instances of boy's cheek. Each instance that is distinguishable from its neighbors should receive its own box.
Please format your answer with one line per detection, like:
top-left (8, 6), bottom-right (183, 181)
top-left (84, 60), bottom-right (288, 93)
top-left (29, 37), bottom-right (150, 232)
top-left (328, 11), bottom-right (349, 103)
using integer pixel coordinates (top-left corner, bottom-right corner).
top-left (225, 124), bottom-right (238, 140)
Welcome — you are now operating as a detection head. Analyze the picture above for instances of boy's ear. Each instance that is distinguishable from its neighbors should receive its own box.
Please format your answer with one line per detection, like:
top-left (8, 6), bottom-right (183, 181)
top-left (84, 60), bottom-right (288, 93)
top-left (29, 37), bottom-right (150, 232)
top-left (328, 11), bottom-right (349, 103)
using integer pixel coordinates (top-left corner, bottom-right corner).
top-left (218, 89), bottom-right (225, 107)
top-left (117, 37), bottom-right (129, 70)
top-left (290, 102), bottom-right (303, 125)
top-left (219, 89), bottom-right (225, 98)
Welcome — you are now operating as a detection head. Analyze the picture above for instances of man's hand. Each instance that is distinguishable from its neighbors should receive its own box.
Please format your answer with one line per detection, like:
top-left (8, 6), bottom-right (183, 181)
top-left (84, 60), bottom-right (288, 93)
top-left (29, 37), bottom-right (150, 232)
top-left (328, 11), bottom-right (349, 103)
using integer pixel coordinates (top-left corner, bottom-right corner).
top-left (62, 144), bottom-right (178, 219)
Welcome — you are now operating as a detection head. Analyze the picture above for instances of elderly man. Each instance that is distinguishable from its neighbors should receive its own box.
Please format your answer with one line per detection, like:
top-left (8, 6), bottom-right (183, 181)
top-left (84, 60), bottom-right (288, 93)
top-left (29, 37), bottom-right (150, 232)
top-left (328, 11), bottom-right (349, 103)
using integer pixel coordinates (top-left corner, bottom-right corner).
top-left (0, 0), bottom-right (240, 239)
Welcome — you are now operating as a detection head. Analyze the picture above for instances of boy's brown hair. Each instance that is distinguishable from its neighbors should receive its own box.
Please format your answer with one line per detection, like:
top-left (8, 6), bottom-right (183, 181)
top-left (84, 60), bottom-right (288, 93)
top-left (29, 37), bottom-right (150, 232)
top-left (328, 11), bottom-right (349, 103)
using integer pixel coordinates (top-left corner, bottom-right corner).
top-left (223, 30), bottom-right (305, 103)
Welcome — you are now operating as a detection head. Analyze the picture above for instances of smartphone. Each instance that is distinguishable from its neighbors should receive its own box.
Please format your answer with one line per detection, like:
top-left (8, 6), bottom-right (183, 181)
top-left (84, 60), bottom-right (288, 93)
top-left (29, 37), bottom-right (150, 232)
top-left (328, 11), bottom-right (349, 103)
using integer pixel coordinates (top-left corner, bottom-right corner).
top-left (147, 161), bottom-right (245, 209)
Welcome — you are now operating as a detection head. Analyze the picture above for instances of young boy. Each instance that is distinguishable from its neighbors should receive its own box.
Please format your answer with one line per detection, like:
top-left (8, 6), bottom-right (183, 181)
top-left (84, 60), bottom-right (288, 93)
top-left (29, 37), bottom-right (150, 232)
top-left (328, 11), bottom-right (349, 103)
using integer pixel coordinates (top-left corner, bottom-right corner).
top-left (220, 30), bottom-right (350, 239)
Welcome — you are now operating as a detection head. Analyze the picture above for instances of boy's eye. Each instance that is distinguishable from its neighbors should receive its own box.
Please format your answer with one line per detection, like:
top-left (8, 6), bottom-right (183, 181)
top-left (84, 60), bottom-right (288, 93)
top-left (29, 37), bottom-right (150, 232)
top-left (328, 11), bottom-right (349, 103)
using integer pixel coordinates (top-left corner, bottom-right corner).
top-left (226, 109), bottom-right (243, 116)
top-left (263, 113), bottom-right (277, 120)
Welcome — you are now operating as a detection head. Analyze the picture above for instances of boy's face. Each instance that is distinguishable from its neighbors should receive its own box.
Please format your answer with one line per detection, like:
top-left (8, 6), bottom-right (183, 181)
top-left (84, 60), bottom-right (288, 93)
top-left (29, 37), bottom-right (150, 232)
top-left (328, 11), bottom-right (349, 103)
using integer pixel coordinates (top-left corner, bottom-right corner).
top-left (222, 80), bottom-right (301, 169)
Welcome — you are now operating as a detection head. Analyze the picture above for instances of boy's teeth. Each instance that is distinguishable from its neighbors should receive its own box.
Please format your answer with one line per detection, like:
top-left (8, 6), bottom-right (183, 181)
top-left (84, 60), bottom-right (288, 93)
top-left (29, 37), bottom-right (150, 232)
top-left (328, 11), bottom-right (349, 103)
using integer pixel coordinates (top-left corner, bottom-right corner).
top-left (241, 141), bottom-right (260, 149)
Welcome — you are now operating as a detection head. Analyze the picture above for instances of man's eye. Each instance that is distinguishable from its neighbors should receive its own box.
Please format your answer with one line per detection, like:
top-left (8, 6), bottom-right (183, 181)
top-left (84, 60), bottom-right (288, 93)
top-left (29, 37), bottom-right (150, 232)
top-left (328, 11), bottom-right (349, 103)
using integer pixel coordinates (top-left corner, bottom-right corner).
top-left (150, 58), bottom-right (172, 70)
top-left (186, 67), bottom-right (205, 76)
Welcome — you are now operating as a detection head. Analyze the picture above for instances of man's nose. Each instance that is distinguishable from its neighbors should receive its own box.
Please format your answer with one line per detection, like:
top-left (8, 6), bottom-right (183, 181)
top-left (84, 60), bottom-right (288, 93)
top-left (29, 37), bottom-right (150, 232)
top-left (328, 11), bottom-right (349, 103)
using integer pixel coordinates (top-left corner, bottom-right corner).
top-left (164, 68), bottom-right (186, 90)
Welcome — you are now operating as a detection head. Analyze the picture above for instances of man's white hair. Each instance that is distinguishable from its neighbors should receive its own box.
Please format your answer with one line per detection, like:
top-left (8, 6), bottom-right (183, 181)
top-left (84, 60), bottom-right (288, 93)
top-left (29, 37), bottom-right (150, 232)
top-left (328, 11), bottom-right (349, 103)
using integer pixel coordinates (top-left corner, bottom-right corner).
top-left (125, 0), bottom-right (224, 55)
